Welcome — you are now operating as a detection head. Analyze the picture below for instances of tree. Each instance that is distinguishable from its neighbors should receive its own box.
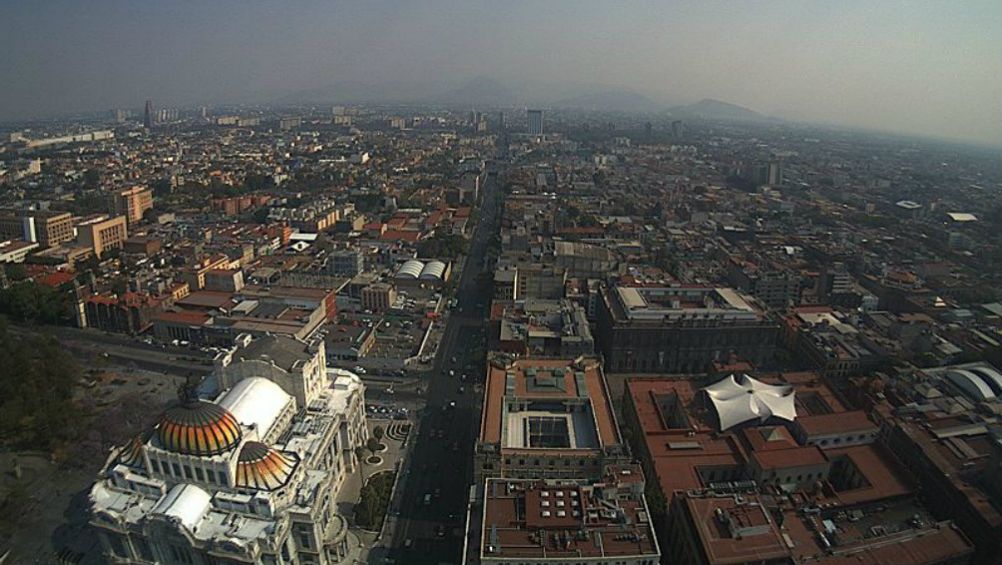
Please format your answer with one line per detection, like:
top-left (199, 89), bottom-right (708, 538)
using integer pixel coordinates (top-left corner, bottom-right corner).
top-left (366, 436), bottom-right (381, 456)
top-left (0, 323), bottom-right (81, 451)
top-left (372, 425), bottom-right (384, 442)
top-left (0, 281), bottom-right (69, 325)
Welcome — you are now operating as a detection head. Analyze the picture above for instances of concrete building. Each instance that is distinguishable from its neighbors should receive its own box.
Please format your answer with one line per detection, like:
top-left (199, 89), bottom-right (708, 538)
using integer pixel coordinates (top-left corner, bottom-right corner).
top-left (327, 249), bottom-right (364, 277)
top-left (0, 239), bottom-right (39, 263)
top-left (0, 208), bottom-right (75, 248)
top-left (113, 186), bottom-right (154, 225)
top-left (527, 109), bottom-right (544, 136)
top-left (475, 357), bottom-right (628, 485)
top-left (77, 215), bottom-right (128, 257)
top-left (489, 298), bottom-right (594, 358)
top-left (478, 467), bottom-right (660, 565)
top-left (596, 286), bottom-right (777, 374)
top-left (361, 282), bottom-right (397, 313)
top-left (89, 334), bottom-right (368, 565)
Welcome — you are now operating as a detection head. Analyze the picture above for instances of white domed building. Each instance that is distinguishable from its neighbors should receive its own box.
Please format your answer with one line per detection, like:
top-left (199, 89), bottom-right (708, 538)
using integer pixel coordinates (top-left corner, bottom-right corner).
top-left (89, 334), bottom-right (368, 565)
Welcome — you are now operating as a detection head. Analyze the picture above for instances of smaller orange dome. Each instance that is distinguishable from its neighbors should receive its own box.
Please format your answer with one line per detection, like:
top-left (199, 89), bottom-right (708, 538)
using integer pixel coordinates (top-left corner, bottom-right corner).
top-left (235, 441), bottom-right (297, 491)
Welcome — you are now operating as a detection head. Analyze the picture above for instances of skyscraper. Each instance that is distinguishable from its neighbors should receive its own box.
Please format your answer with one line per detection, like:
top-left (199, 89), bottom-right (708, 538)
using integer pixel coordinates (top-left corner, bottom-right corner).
top-left (527, 109), bottom-right (544, 136)
top-left (671, 119), bottom-right (684, 139)
top-left (143, 99), bottom-right (154, 129)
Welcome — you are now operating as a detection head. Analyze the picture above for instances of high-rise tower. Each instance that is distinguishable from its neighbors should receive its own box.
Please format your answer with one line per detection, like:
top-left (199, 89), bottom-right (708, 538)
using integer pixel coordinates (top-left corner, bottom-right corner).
top-left (527, 109), bottom-right (543, 136)
top-left (143, 99), bottom-right (154, 129)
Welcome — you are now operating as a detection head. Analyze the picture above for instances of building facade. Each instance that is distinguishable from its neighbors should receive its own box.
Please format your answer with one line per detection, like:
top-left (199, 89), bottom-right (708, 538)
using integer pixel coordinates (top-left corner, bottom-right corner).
top-left (89, 334), bottom-right (368, 565)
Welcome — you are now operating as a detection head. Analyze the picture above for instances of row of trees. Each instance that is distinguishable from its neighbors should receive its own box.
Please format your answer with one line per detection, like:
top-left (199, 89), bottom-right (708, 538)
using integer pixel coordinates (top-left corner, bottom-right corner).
top-left (354, 471), bottom-right (395, 530)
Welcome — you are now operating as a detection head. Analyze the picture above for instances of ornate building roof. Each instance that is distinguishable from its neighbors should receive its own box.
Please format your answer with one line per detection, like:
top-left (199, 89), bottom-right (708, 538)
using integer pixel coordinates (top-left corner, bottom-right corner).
top-left (156, 400), bottom-right (243, 456)
top-left (119, 429), bottom-right (152, 467)
top-left (235, 441), bottom-right (298, 491)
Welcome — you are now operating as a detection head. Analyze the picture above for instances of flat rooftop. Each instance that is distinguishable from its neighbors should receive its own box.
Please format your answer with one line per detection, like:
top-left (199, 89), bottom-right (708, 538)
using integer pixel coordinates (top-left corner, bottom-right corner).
top-left (481, 475), bottom-right (659, 561)
top-left (607, 285), bottom-right (764, 323)
top-left (480, 358), bottom-right (619, 452)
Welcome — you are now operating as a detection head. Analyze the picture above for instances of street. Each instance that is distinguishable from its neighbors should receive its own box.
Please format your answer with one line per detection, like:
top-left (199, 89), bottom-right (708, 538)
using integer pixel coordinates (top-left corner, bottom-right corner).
top-left (376, 164), bottom-right (502, 564)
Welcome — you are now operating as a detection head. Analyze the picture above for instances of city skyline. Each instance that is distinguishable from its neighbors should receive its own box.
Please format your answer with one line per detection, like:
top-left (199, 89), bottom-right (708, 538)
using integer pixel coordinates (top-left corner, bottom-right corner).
top-left (2, 1), bottom-right (1000, 147)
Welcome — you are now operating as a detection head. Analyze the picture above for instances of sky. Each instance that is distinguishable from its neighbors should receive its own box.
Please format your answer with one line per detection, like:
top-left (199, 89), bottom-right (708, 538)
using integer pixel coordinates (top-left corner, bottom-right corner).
top-left (2, 0), bottom-right (1000, 146)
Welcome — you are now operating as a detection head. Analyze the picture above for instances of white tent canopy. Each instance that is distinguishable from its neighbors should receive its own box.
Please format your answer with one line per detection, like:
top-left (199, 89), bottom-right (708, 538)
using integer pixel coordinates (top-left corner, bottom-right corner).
top-left (703, 374), bottom-right (796, 431)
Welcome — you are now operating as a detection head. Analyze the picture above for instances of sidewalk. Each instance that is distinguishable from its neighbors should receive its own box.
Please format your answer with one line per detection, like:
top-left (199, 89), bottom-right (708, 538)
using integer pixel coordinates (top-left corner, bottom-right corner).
top-left (334, 419), bottom-right (414, 564)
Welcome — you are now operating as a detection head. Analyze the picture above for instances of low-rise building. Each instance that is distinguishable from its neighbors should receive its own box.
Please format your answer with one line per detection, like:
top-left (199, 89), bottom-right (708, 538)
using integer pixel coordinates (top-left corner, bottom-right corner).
top-left (479, 466), bottom-right (660, 565)
top-left (475, 357), bottom-right (629, 485)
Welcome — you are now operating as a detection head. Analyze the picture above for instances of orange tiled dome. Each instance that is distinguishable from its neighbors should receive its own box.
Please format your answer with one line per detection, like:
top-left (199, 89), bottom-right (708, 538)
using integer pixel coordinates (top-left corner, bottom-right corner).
top-left (119, 429), bottom-right (151, 467)
top-left (235, 441), bottom-right (297, 491)
top-left (156, 400), bottom-right (242, 456)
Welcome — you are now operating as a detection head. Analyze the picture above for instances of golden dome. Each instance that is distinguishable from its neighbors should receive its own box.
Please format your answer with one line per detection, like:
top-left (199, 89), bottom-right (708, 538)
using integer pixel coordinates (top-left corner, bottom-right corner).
top-left (235, 441), bottom-right (297, 491)
top-left (156, 401), bottom-right (242, 456)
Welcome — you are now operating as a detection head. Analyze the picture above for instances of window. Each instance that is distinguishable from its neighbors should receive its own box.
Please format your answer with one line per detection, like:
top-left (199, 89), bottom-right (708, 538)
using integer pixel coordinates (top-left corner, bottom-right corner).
top-left (183, 465), bottom-right (193, 479)
top-left (169, 544), bottom-right (194, 564)
top-left (195, 467), bottom-right (204, 481)
top-left (206, 469), bottom-right (216, 483)
top-left (149, 459), bottom-right (160, 473)
top-left (106, 533), bottom-right (128, 558)
top-left (134, 538), bottom-right (154, 561)
top-left (171, 463), bottom-right (182, 477)
top-left (299, 532), bottom-right (312, 549)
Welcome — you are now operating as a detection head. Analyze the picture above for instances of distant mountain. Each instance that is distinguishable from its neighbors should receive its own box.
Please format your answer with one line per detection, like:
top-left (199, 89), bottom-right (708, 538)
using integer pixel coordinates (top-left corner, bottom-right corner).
top-left (668, 98), bottom-right (765, 121)
top-left (432, 77), bottom-right (516, 106)
top-left (551, 90), bottom-right (662, 113)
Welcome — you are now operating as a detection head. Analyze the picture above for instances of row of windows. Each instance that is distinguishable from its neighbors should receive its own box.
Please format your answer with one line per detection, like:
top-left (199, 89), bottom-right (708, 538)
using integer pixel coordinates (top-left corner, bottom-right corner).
top-left (149, 458), bottom-right (226, 485)
top-left (815, 433), bottom-right (874, 447)
top-left (504, 457), bottom-right (597, 468)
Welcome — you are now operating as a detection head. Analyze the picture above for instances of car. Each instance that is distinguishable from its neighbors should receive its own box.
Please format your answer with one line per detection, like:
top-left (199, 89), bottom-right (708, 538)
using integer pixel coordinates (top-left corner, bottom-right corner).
top-left (435, 525), bottom-right (446, 538)
top-left (403, 539), bottom-right (413, 549)
top-left (448, 370), bottom-right (455, 377)
top-left (423, 494), bottom-right (432, 506)
top-left (450, 356), bottom-right (457, 364)
top-left (448, 400), bottom-right (456, 409)
top-left (458, 386), bottom-right (465, 394)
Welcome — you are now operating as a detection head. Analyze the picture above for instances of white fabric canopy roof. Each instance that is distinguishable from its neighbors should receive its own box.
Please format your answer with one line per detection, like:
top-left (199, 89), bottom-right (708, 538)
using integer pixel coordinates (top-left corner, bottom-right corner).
top-left (703, 374), bottom-right (796, 431)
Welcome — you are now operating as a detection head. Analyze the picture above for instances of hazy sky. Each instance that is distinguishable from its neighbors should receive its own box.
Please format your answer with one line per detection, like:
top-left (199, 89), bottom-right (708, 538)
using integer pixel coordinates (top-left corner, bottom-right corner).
top-left (2, 1), bottom-right (1000, 146)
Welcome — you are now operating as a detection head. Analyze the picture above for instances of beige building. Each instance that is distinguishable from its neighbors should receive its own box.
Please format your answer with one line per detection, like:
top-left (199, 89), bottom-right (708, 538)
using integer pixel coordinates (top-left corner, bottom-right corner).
top-left (77, 215), bottom-right (128, 257)
top-left (0, 209), bottom-right (75, 248)
top-left (112, 186), bottom-right (154, 225)
top-left (361, 282), bottom-right (396, 312)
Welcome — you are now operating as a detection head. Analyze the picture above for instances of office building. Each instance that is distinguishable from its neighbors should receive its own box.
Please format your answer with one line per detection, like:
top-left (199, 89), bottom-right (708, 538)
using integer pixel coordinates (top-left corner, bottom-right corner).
top-left (596, 285), bottom-right (777, 374)
top-left (143, 99), bottom-right (154, 129)
top-left (112, 186), bottom-right (154, 225)
top-left (475, 357), bottom-right (628, 485)
top-left (527, 109), bottom-right (544, 136)
top-left (89, 335), bottom-right (368, 565)
top-left (77, 215), bottom-right (128, 257)
top-left (0, 208), bottom-right (75, 248)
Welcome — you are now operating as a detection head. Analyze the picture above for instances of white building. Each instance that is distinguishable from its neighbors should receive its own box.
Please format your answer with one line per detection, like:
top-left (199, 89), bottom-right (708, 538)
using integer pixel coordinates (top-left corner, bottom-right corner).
top-left (89, 334), bottom-right (368, 565)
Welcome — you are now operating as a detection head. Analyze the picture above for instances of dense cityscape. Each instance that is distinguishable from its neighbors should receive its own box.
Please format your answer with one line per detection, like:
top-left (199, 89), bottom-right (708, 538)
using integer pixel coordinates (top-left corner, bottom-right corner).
top-left (2, 3), bottom-right (1002, 564)
top-left (0, 98), bottom-right (1001, 565)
